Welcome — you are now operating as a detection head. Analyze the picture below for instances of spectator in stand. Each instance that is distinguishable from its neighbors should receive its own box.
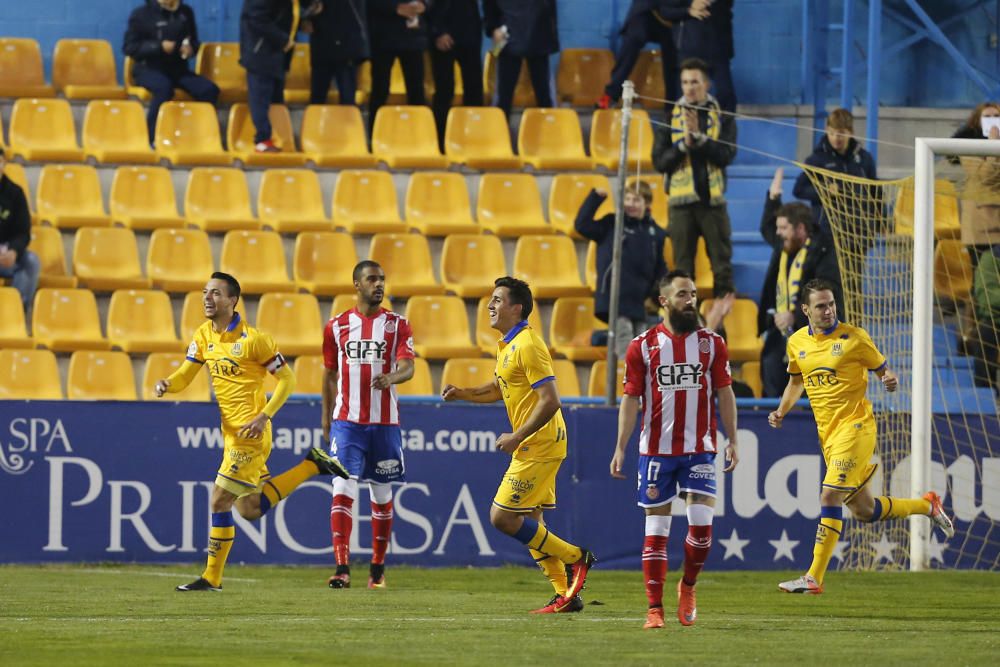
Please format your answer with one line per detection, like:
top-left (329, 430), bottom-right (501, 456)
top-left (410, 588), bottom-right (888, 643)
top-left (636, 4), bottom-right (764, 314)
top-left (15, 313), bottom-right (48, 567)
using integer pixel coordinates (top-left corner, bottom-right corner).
top-left (758, 169), bottom-right (843, 397)
top-left (123, 0), bottom-right (220, 144)
top-left (306, 0), bottom-right (370, 106)
top-left (652, 57), bottom-right (736, 298)
top-left (953, 103), bottom-right (1000, 270)
top-left (673, 0), bottom-right (735, 112)
top-left (0, 148), bottom-right (40, 315)
top-left (972, 245), bottom-right (1000, 394)
top-left (367, 0), bottom-right (430, 134)
top-left (574, 179), bottom-right (668, 358)
top-left (427, 0), bottom-right (485, 146)
top-left (483, 0), bottom-right (559, 118)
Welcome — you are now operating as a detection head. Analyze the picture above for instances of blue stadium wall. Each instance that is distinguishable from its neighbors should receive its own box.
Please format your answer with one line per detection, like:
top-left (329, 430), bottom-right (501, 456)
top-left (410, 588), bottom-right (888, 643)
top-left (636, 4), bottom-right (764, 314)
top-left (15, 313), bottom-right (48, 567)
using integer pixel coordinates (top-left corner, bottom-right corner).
top-left (1, 0), bottom-right (994, 107)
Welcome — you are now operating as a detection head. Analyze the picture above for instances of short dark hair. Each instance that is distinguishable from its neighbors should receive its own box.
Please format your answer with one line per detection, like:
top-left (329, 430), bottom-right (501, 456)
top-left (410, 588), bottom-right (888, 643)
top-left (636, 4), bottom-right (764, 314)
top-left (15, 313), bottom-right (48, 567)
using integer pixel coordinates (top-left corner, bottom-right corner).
top-left (679, 57), bottom-right (712, 79)
top-left (801, 278), bottom-right (836, 305)
top-left (353, 260), bottom-right (382, 282)
top-left (494, 276), bottom-right (533, 319)
top-left (211, 271), bottom-right (241, 301)
top-left (659, 269), bottom-right (693, 292)
top-left (776, 202), bottom-right (814, 233)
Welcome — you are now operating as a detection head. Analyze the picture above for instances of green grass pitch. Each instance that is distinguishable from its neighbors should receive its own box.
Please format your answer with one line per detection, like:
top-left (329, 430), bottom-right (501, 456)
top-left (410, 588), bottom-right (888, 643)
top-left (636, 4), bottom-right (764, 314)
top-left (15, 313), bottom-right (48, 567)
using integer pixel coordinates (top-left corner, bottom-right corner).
top-left (1, 565), bottom-right (997, 665)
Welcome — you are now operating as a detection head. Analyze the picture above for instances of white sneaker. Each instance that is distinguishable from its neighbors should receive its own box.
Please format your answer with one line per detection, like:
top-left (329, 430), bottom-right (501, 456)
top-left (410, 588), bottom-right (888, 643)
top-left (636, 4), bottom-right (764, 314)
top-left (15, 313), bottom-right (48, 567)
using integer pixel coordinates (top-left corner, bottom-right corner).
top-left (923, 491), bottom-right (955, 538)
top-left (778, 574), bottom-right (823, 594)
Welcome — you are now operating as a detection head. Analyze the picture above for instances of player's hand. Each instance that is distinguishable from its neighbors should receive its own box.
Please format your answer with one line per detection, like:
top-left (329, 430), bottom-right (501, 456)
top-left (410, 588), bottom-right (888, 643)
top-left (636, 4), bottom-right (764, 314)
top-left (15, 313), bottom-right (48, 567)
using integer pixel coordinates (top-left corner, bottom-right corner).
top-left (768, 409), bottom-right (784, 428)
top-left (769, 167), bottom-right (784, 199)
top-left (441, 384), bottom-right (462, 401)
top-left (154, 378), bottom-right (171, 398)
top-left (723, 441), bottom-right (739, 472)
top-left (161, 40), bottom-right (176, 54)
top-left (495, 432), bottom-right (521, 454)
top-left (881, 370), bottom-right (898, 393)
top-left (237, 413), bottom-right (270, 440)
top-left (435, 33), bottom-right (454, 51)
top-left (371, 373), bottom-right (392, 390)
top-left (609, 450), bottom-right (627, 479)
top-left (689, 1), bottom-right (711, 20)
top-left (773, 310), bottom-right (795, 333)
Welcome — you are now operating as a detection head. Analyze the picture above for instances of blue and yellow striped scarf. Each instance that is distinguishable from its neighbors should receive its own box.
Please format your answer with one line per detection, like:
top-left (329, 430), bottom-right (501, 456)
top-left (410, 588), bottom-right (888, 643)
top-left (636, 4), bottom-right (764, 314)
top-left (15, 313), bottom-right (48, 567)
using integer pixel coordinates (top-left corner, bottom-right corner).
top-left (668, 97), bottom-right (726, 206)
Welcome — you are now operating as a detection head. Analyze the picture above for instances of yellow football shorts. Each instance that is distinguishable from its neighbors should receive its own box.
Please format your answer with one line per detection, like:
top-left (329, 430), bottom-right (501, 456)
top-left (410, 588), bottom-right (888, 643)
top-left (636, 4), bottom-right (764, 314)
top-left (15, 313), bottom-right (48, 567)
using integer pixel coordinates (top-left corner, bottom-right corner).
top-left (820, 419), bottom-right (878, 501)
top-left (215, 429), bottom-right (272, 497)
top-left (492, 457), bottom-right (562, 513)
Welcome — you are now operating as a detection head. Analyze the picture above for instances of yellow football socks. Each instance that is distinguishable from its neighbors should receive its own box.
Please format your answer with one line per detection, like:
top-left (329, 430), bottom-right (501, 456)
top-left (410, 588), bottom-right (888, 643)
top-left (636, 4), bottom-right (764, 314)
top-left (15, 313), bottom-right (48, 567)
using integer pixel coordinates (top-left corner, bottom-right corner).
top-left (202, 512), bottom-right (235, 587)
top-left (806, 507), bottom-right (843, 585)
top-left (261, 461), bottom-right (318, 512)
top-left (532, 549), bottom-right (568, 596)
top-left (873, 496), bottom-right (931, 520)
top-left (513, 518), bottom-right (583, 565)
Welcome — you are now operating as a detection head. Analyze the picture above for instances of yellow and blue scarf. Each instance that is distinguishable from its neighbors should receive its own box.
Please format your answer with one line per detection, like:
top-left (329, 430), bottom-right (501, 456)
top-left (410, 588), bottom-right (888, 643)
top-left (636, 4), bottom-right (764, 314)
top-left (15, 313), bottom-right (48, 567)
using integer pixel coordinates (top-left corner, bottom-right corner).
top-left (668, 97), bottom-right (725, 206)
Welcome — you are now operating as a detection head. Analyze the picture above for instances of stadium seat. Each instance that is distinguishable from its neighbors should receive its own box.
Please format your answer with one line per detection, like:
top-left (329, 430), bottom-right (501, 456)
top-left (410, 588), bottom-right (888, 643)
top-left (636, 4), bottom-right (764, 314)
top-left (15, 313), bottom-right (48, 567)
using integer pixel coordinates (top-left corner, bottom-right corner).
top-left (549, 297), bottom-right (606, 361)
top-left (180, 291), bottom-right (207, 341)
top-left (934, 239), bottom-right (973, 302)
top-left (195, 42), bottom-right (246, 103)
top-left (8, 98), bottom-right (85, 162)
top-left (227, 103), bottom-right (305, 166)
top-left (441, 357), bottom-right (496, 389)
top-left (517, 108), bottom-right (591, 171)
top-left (556, 48), bottom-right (614, 106)
top-left (147, 229), bottom-right (214, 293)
top-left (258, 169), bottom-right (331, 232)
top-left (3, 163), bottom-right (37, 224)
top-left (701, 297), bottom-right (762, 362)
top-left (154, 101), bottom-right (231, 166)
top-left (476, 174), bottom-right (551, 236)
top-left (441, 234), bottom-right (507, 298)
top-left (185, 167), bottom-right (259, 231)
top-left (590, 109), bottom-right (655, 171)
top-left (587, 360), bottom-right (625, 397)
top-left (372, 105), bottom-right (448, 169)
top-left (124, 56), bottom-right (192, 102)
top-left (219, 230), bottom-right (291, 294)
top-left (739, 361), bottom-right (762, 398)
top-left (52, 39), bottom-right (126, 99)
top-left (30, 226), bottom-right (78, 288)
top-left (256, 292), bottom-right (323, 357)
top-left (548, 173), bottom-right (614, 238)
top-left (475, 295), bottom-right (544, 355)
top-left (482, 51), bottom-right (535, 107)
top-left (0, 38), bottom-right (54, 98)
top-left (284, 43), bottom-right (314, 104)
top-left (66, 350), bottom-right (137, 400)
top-left (405, 295), bottom-right (481, 358)
top-left (0, 349), bottom-right (62, 399)
top-left (37, 165), bottom-right (112, 228)
top-left (72, 227), bottom-right (152, 292)
top-left (142, 353), bottom-right (211, 401)
top-left (0, 287), bottom-right (33, 348)
top-left (551, 359), bottom-right (582, 398)
top-left (293, 354), bottom-right (325, 394)
top-left (329, 293), bottom-right (395, 319)
top-left (895, 179), bottom-right (962, 239)
top-left (397, 357), bottom-right (434, 396)
top-left (82, 100), bottom-right (158, 164)
top-left (368, 233), bottom-right (444, 296)
top-left (293, 231), bottom-right (358, 296)
top-left (32, 287), bottom-right (110, 351)
top-left (332, 169), bottom-right (406, 234)
top-left (630, 49), bottom-right (665, 101)
top-left (512, 235), bottom-right (591, 298)
top-left (444, 107), bottom-right (521, 170)
top-left (110, 166), bottom-right (185, 229)
top-left (405, 172), bottom-right (478, 236)
top-left (107, 289), bottom-right (181, 353)
top-left (301, 105), bottom-right (377, 168)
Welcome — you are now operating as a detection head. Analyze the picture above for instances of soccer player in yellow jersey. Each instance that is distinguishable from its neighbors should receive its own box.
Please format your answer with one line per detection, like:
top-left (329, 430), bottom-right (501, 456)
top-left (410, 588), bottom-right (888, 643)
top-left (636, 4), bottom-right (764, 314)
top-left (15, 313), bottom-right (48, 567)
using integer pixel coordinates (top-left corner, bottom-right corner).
top-left (442, 277), bottom-right (596, 614)
top-left (155, 272), bottom-right (348, 592)
top-left (769, 279), bottom-right (955, 594)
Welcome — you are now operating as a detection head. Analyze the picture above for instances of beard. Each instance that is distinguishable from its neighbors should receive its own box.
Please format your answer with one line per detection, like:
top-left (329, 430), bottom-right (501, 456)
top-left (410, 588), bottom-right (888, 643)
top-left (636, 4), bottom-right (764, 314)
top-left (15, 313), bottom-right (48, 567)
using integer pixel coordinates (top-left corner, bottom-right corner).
top-left (668, 307), bottom-right (699, 334)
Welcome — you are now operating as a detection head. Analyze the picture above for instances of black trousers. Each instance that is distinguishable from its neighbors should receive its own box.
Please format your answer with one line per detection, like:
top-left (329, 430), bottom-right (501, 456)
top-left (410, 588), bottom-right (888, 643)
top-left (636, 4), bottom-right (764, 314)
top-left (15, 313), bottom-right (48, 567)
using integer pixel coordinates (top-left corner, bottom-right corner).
top-left (761, 327), bottom-right (790, 398)
top-left (368, 49), bottom-right (426, 133)
top-left (133, 66), bottom-right (219, 144)
top-left (667, 202), bottom-right (735, 296)
top-left (310, 57), bottom-right (359, 105)
top-left (606, 11), bottom-right (678, 109)
top-left (430, 42), bottom-right (484, 144)
top-left (495, 52), bottom-right (552, 117)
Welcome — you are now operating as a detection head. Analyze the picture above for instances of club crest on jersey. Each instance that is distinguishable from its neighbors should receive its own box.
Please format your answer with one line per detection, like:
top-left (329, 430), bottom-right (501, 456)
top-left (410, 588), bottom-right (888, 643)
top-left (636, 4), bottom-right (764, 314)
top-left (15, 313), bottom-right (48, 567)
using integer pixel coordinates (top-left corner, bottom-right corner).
top-left (799, 350), bottom-right (806, 358)
top-left (207, 343), bottom-right (214, 352)
top-left (699, 338), bottom-right (711, 354)
top-left (646, 485), bottom-right (660, 500)
top-left (831, 342), bottom-right (843, 356)
top-left (384, 320), bottom-right (396, 334)
top-left (231, 341), bottom-right (243, 357)
top-left (187, 341), bottom-right (198, 357)
top-left (655, 363), bottom-right (703, 391)
top-left (345, 339), bottom-right (387, 364)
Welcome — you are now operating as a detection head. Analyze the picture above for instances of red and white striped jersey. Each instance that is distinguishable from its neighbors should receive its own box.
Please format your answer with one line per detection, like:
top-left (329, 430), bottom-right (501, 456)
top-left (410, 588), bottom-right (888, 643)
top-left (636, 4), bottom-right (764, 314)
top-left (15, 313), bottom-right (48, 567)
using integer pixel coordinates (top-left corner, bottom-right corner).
top-left (323, 307), bottom-right (415, 425)
top-left (622, 324), bottom-right (732, 457)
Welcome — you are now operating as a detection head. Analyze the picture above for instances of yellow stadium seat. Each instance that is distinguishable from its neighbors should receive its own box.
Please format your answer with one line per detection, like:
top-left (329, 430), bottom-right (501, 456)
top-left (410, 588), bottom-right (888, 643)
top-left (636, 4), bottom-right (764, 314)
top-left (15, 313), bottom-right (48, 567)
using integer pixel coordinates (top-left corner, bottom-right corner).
top-left (0, 38), bottom-right (54, 98)
top-left (441, 234), bottom-right (507, 298)
top-left (8, 98), bottom-right (85, 162)
top-left (590, 109), bottom-right (655, 171)
top-left (331, 170), bottom-right (406, 234)
top-left (110, 166), bottom-right (185, 229)
top-left (142, 353), bottom-right (211, 401)
top-left (227, 103), bottom-right (306, 167)
top-left (154, 101), bottom-right (231, 166)
top-left (0, 287), bottom-right (33, 348)
top-left (72, 227), bottom-right (151, 292)
top-left (293, 354), bottom-right (325, 394)
top-left (284, 43), bottom-right (314, 104)
top-left (444, 106), bottom-right (521, 170)
top-left (32, 287), bottom-right (110, 351)
top-left (185, 167), bottom-right (259, 231)
top-left (552, 359), bottom-right (582, 398)
top-left (513, 235), bottom-right (590, 298)
top-left (181, 291), bottom-right (207, 341)
top-left (476, 174), bottom-right (551, 236)
top-left (587, 360), bottom-right (625, 398)
top-left (895, 179), bottom-right (962, 239)
top-left (739, 361), bottom-right (762, 398)
top-left (475, 295), bottom-right (543, 355)
top-left (585, 241), bottom-right (597, 291)
top-left (405, 172), bottom-right (478, 236)
top-left (397, 357), bottom-right (434, 396)
top-left (66, 350), bottom-right (137, 400)
top-left (633, 173), bottom-right (668, 229)
top-left (53, 39), bottom-right (126, 99)
top-left (630, 49), bottom-right (665, 101)
top-left (701, 297), bottom-right (762, 362)
top-left (441, 357), bottom-right (496, 389)
top-left (37, 165), bottom-right (112, 228)
top-left (934, 239), bottom-right (973, 302)
top-left (556, 48), bottom-right (614, 106)
top-left (405, 295), bottom-right (481, 359)
top-left (0, 349), bottom-right (62, 399)
top-left (330, 293), bottom-right (395, 319)
top-left (219, 230), bottom-right (291, 294)
top-left (368, 233), bottom-right (444, 296)
top-left (124, 56), bottom-right (192, 103)
top-left (3, 163), bottom-right (37, 223)
top-left (257, 169), bottom-right (330, 233)
top-left (195, 42), bottom-right (246, 103)
top-left (517, 108), bottom-right (591, 171)
top-left (30, 226), bottom-right (78, 289)
top-left (550, 297), bottom-right (606, 361)
top-left (301, 105), bottom-right (377, 168)
top-left (482, 51), bottom-right (535, 107)
top-left (82, 100), bottom-right (158, 164)
top-left (147, 229), bottom-right (214, 293)
top-left (548, 173), bottom-right (615, 238)
top-left (106, 289), bottom-right (180, 353)
top-left (256, 292), bottom-right (323, 357)
top-left (293, 231), bottom-right (358, 296)
top-left (372, 105), bottom-right (448, 169)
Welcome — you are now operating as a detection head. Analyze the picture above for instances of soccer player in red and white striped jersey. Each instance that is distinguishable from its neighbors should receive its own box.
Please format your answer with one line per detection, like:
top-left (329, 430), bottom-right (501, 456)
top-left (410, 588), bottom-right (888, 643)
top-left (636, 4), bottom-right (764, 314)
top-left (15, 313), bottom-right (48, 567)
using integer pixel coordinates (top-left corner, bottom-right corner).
top-left (610, 270), bottom-right (739, 629)
top-left (322, 261), bottom-right (415, 590)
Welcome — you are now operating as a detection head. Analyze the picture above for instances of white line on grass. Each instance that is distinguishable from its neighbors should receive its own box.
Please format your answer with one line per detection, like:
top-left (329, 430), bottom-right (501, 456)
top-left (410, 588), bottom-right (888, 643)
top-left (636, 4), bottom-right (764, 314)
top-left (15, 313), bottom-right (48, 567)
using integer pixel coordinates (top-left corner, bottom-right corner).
top-left (10, 616), bottom-right (648, 624)
top-left (50, 568), bottom-right (259, 583)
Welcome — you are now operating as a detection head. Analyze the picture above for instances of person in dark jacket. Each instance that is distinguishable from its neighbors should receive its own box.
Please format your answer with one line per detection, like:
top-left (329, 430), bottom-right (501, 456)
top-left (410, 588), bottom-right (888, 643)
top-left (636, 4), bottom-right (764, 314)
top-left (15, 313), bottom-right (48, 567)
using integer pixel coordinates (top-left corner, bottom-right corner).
top-left (0, 148), bottom-right (40, 313)
top-left (483, 0), bottom-right (559, 117)
top-left (367, 0), bottom-right (431, 134)
top-left (427, 0), bottom-right (484, 144)
top-left (673, 0), bottom-right (735, 112)
top-left (307, 0), bottom-right (370, 105)
top-left (123, 0), bottom-right (220, 144)
top-left (758, 172), bottom-right (843, 397)
top-left (575, 179), bottom-right (668, 358)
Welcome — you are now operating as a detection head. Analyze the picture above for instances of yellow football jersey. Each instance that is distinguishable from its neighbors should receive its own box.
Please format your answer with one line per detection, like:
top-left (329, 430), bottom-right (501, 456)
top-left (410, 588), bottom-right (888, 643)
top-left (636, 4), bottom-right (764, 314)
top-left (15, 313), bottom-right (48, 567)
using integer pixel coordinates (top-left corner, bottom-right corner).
top-left (786, 322), bottom-right (887, 442)
top-left (187, 313), bottom-right (287, 433)
top-left (495, 321), bottom-right (568, 462)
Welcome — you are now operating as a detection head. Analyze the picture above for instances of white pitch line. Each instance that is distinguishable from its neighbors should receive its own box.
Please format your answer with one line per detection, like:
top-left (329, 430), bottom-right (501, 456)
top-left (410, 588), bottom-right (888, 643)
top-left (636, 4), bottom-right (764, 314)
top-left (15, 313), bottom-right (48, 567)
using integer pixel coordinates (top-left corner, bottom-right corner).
top-left (10, 616), bottom-right (647, 624)
top-left (51, 568), bottom-right (259, 583)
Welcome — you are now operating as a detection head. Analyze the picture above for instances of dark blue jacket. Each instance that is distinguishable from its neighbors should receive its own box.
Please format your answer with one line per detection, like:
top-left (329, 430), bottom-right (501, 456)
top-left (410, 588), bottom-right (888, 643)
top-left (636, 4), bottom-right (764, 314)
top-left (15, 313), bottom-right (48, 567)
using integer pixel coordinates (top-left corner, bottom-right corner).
top-left (368, 0), bottom-right (432, 53)
top-left (575, 190), bottom-right (668, 322)
top-left (482, 0), bottom-right (558, 57)
top-left (0, 175), bottom-right (31, 259)
top-left (240, 0), bottom-right (320, 78)
top-left (674, 0), bottom-right (734, 62)
top-left (624, 0), bottom-right (689, 27)
top-left (310, 0), bottom-right (370, 63)
top-left (123, 0), bottom-right (201, 76)
top-left (428, 0), bottom-right (483, 49)
top-left (793, 135), bottom-right (877, 230)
